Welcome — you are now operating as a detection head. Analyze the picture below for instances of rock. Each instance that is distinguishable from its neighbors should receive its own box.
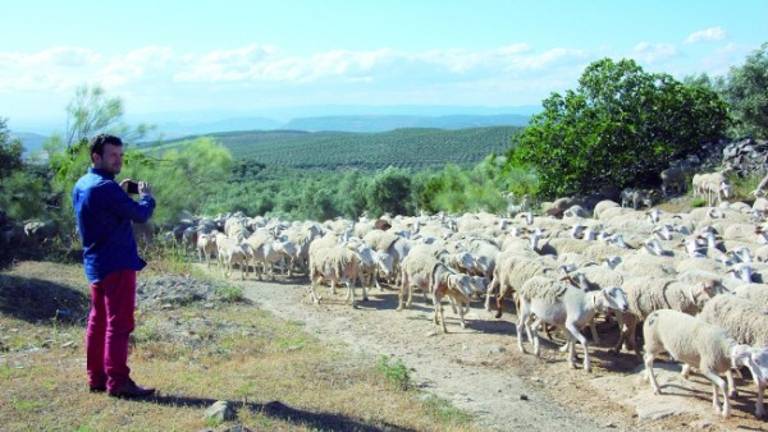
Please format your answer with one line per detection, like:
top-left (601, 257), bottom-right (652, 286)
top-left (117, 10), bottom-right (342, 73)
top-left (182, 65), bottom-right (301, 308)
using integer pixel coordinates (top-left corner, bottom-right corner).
top-left (635, 406), bottom-right (676, 421)
top-left (204, 400), bottom-right (236, 422)
top-left (519, 394), bottom-right (529, 401)
top-left (487, 344), bottom-right (506, 354)
top-left (690, 420), bottom-right (712, 429)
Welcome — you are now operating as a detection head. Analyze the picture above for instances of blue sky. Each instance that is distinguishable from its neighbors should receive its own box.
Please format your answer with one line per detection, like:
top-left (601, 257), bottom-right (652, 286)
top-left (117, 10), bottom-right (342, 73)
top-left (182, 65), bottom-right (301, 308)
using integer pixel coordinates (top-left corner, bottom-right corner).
top-left (1, 0), bottom-right (766, 130)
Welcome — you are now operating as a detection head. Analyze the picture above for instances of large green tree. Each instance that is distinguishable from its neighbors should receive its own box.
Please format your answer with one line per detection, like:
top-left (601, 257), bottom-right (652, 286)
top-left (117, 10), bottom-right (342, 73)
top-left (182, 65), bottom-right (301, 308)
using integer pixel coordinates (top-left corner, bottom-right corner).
top-left (724, 42), bottom-right (768, 139)
top-left (509, 58), bottom-right (729, 198)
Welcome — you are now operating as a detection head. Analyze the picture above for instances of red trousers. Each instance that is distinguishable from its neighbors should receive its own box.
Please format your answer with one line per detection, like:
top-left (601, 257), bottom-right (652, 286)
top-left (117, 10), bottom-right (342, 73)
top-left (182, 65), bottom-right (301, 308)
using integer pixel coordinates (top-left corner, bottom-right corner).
top-left (85, 270), bottom-right (136, 391)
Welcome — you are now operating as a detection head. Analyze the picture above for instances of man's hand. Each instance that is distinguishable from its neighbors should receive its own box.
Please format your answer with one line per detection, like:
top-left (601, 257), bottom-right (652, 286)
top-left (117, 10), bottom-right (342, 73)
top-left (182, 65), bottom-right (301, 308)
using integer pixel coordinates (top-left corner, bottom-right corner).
top-left (138, 181), bottom-right (152, 197)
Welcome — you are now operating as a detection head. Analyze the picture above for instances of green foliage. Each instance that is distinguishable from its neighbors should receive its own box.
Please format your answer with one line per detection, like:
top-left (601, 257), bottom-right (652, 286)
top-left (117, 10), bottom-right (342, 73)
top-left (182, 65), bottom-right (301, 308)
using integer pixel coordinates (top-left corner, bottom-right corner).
top-left (724, 42), bottom-right (768, 139)
top-left (509, 58), bottom-right (729, 198)
top-left (146, 126), bottom-right (520, 170)
top-left (0, 170), bottom-right (46, 220)
top-left (421, 394), bottom-right (473, 426)
top-left (121, 137), bottom-right (233, 225)
top-left (410, 154), bottom-right (536, 215)
top-left (728, 172), bottom-right (763, 203)
top-left (376, 355), bottom-right (410, 390)
top-left (691, 197), bottom-right (707, 208)
top-left (366, 167), bottom-right (413, 217)
top-left (63, 85), bottom-right (155, 148)
top-left (0, 118), bottom-right (23, 178)
top-left (0, 119), bottom-right (48, 221)
top-left (215, 285), bottom-right (245, 303)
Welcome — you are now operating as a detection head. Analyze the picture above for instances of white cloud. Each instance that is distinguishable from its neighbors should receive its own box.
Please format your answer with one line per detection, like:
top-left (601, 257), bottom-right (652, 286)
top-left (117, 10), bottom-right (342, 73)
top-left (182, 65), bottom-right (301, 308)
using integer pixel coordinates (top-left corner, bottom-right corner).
top-left (0, 43), bottom-right (589, 115)
top-left (685, 27), bottom-right (727, 44)
top-left (632, 42), bottom-right (678, 63)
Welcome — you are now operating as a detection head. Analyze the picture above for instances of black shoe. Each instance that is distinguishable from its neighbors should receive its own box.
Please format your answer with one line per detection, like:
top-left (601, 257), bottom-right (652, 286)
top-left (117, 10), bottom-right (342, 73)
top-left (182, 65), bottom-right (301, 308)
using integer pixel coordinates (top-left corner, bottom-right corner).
top-left (108, 379), bottom-right (155, 398)
top-left (89, 385), bottom-right (107, 393)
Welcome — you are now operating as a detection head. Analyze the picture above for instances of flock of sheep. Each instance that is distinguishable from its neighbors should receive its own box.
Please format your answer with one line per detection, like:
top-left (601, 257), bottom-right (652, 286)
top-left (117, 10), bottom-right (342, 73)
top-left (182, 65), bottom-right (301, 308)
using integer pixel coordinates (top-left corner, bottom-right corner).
top-left (166, 169), bottom-right (768, 421)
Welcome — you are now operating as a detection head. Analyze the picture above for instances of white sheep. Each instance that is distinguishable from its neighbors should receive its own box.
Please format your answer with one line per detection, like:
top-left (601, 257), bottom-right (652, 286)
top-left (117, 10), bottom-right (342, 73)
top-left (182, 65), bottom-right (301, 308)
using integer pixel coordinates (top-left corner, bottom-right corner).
top-left (516, 275), bottom-right (628, 372)
top-left (307, 245), bottom-right (362, 306)
top-left (196, 232), bottom-right (217, 267)
top-left (397, 248), bottom-right (442, 310)
top-left (731, 283), bottom-right (768, 305)
top-left (699, 294), bottom-right (768, 349)
top-left (431, 266), bottom-right (473, 333)
top-left (642, 309), bottom-right (768, 418)
top-left (615, 278), bottom-right (722, 354)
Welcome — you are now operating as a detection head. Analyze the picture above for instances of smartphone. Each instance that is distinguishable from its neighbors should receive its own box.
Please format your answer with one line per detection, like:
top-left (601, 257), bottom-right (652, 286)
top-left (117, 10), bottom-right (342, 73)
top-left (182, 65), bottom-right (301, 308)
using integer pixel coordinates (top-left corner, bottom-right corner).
top-left (125, 180), bottom-right (140, 195)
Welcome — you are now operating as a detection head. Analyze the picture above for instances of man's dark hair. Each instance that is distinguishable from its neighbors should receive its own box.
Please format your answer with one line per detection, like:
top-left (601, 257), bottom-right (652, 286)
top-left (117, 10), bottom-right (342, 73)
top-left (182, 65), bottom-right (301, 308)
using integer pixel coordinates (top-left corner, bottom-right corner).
top-left (90, 134), bottom-right (123, 158)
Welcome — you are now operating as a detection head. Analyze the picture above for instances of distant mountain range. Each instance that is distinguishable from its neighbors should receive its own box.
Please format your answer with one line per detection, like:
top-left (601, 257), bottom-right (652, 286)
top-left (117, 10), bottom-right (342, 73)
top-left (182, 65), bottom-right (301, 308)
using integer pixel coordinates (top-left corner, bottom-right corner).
top-left (10, 108), bottom-right (536, 153)
top-left (147, 113), bottom-right (531, 137)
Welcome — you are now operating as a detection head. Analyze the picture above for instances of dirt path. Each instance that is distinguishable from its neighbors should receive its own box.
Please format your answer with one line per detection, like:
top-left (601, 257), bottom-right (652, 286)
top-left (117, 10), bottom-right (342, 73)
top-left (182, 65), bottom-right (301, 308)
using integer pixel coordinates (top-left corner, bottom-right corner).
top-left (211, 269), bottom-right (618, 432)
top-left (207, 267), bottom-right (768, 432)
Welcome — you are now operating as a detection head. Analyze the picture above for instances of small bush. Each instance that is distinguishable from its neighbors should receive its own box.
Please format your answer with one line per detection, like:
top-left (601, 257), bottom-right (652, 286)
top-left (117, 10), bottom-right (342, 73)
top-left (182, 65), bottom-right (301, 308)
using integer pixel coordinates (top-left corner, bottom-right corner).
top-left (215, 285), bottom-right (245, 303)
top-left (376, 355), bottom-right (410, 390)
top-left (729, 172), bottom-right (763, 203)
top-left (691, 197), bottom-right (707, 207)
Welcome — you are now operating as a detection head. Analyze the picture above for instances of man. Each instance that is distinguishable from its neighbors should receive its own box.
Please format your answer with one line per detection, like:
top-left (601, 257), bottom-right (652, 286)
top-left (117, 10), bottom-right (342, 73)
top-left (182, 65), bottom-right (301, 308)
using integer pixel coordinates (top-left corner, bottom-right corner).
top-left (72, 134), bottom-right (156, 398)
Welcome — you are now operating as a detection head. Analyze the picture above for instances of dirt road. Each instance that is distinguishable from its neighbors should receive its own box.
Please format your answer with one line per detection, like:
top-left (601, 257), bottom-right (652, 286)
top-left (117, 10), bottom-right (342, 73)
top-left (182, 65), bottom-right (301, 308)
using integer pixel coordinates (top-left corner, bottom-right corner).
top-left (216, 271), bottom-right (619, 432)
top-left (211, 268), bottom-right (768, 432)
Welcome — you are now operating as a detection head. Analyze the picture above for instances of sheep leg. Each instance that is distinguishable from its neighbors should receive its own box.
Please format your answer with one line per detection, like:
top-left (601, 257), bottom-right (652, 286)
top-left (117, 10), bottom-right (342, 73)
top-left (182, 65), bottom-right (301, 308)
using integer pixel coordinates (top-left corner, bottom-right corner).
top-left (406, 280), bottom-right (415, 308)
top-left (726, 369), bottom-right (738, 398)
top-left (449, 297), bottom-right (459, 315)
top-left (742, 362), bottom-right (765, 417)
top-left (627, 316), bottom-right (641, 357)
top-left (434, 292), bottom-right (448, 333)
top-left (565, 321), bottom-right (590, 372)
top-left (495, 284), bottom-right (508, 319)
top-left (567, 336), bottom-right (577, 368)
top-left (308, 278), bottom-right (321, 304)
top-left (644, 353), bottom-right (662, 394)
top-left (361, 278), bottom-right (369, 302)
top-left (457, 299), bottom-right (467, 329)
top-left (702, 370), bottom-right (730, 418)
top-left (589, 319), bottom-right (601, 345)
top-left (347, 281), bottom-right (355, 306)
top-left (530, 318), bottom-right (543, 357)
top-left (485, 275), bottom-right (498, 312)
top-left (681, 364), bottom-right (691, 379)
top-left (397, 273), bottom-right (407, 311)
top-left (516, 307), bottom-right (530, 354)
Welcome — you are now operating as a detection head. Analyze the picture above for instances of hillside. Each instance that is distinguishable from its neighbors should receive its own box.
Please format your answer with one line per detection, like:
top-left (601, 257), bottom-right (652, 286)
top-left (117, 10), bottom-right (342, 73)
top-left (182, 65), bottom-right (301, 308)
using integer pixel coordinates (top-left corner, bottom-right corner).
top-left (145, 126), bottom-right (521, 170)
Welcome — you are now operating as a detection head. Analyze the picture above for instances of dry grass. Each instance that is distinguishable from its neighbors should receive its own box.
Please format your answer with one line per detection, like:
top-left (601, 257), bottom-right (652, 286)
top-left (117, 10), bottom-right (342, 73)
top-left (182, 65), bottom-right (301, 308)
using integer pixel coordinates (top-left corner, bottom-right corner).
top-left (0, 261), bottom-right (480, 432)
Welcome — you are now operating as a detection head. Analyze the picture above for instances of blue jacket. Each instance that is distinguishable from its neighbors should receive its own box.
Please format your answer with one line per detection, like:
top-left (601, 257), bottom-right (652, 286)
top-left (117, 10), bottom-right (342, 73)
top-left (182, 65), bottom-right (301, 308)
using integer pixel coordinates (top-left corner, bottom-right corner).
top-left (72, 168), bottom-right (156, 283)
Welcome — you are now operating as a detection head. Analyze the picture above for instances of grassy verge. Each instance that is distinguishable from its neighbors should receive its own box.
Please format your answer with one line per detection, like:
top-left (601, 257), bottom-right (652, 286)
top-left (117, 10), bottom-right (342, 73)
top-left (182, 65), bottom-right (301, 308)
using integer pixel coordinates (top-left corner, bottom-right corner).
top-left (1, 260), bottom-right (478, 432)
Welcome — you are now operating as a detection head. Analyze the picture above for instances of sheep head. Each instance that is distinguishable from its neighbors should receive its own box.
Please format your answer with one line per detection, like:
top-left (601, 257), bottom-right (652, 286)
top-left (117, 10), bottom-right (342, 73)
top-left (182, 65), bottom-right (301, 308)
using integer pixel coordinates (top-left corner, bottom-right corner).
top-left (597, 287), bottom-right (628, 313)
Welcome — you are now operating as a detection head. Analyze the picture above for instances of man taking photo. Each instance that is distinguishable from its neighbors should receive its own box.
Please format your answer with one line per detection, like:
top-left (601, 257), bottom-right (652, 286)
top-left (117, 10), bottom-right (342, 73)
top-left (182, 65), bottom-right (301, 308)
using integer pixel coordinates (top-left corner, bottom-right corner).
top-left (72, 133), bottom-right (156, 398)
